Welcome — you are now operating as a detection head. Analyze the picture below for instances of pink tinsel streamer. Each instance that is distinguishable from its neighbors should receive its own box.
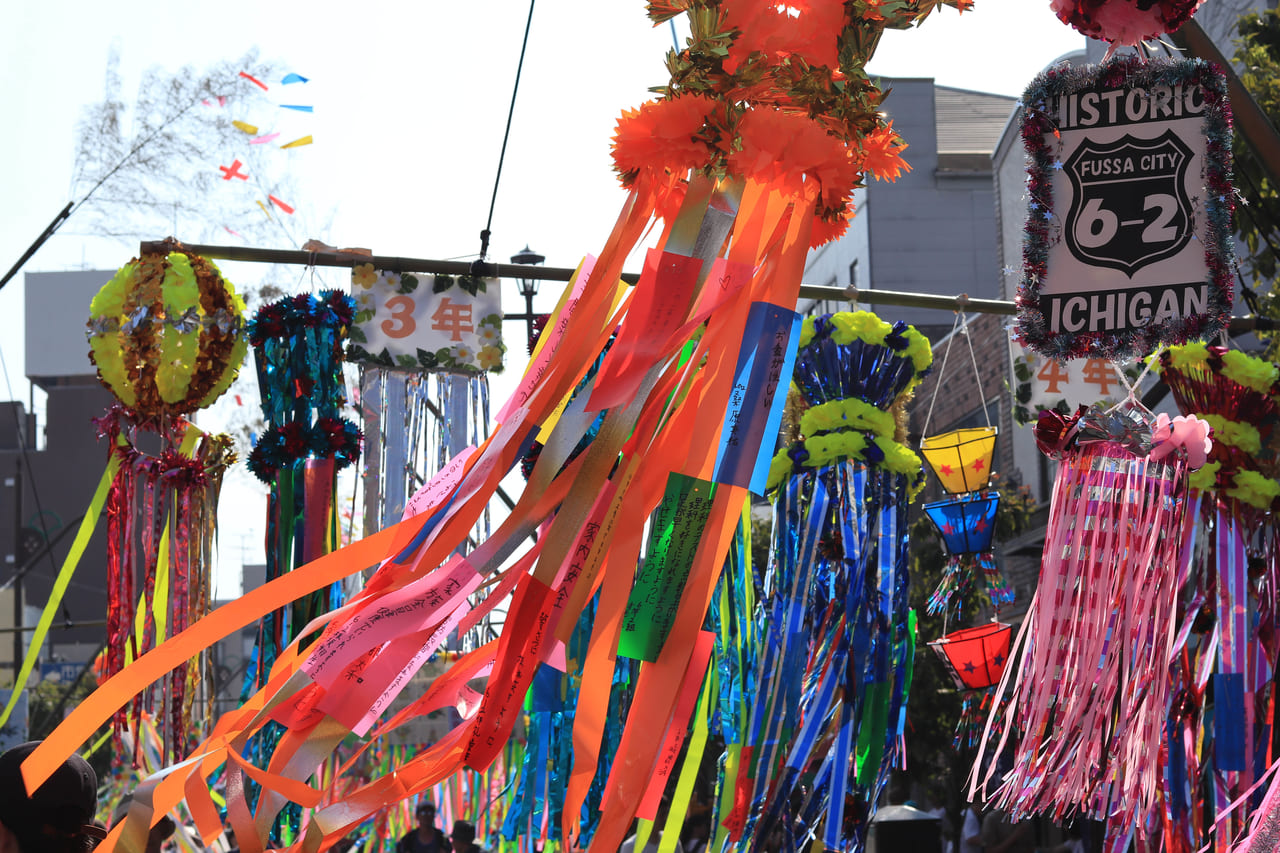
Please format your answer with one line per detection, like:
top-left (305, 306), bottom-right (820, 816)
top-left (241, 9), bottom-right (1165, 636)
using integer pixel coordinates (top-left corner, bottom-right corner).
top-left (972, 443), bottom-right (1194, 839)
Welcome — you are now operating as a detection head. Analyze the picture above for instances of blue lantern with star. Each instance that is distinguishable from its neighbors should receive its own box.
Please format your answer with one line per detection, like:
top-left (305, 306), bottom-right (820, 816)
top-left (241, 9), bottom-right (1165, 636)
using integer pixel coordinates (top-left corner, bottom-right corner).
top-left (923, 492), bottom-right (1001, 555)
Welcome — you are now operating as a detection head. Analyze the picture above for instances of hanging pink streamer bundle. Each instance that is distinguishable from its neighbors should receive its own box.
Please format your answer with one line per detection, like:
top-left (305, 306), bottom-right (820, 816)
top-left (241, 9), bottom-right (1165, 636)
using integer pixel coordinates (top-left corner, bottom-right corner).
top-left (973, 441), bottom-right (1196, 840)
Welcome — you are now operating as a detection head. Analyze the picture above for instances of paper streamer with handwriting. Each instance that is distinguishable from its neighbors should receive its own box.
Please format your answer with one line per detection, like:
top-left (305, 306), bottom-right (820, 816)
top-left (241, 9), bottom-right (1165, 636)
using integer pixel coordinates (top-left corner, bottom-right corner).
top-left (618, 474), bottom-right (717, 662)
top-left (712, 301), bottom-right (801, 494)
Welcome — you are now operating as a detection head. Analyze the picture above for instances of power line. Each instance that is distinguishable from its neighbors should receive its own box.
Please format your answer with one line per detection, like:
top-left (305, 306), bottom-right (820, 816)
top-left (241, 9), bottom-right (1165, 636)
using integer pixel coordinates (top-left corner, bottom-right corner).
top-left (477, 0), bottom-right (537, 265)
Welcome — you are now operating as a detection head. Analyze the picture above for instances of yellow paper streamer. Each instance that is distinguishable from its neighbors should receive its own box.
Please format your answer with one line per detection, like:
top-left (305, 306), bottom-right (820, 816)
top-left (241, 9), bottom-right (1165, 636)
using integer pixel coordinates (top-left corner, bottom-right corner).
top-left (280, 135), bottom-right (313, 149)
top-left (658, 662), bottom-right (717, 853)
top-left (232, 120), bottom-right (259, 135)
top-left (0, 452), bottom-right (122, 728)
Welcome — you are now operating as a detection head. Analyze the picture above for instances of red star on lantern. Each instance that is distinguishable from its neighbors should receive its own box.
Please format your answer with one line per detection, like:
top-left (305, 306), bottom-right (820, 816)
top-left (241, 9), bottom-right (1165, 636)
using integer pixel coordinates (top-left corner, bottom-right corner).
top-left (974, 517), bottom-right (988, 533)
top-left (972, 458), bottom-right (985, 471)
top-left (942, 523), bottom-right (955, 535)
top-left (940, 464), bottom-right (953, 476)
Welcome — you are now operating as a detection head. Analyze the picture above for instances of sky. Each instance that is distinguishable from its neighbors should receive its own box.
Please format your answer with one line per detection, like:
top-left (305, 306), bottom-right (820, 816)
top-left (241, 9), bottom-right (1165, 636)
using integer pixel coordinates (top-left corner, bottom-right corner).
top-left (0, 0), bottom-right (1085, 595)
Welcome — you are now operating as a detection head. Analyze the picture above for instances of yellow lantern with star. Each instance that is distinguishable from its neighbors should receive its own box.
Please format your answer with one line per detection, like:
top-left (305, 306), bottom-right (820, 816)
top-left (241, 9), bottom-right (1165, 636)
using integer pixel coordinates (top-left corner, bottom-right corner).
top-left (921, 426), bottom-right (998, 494)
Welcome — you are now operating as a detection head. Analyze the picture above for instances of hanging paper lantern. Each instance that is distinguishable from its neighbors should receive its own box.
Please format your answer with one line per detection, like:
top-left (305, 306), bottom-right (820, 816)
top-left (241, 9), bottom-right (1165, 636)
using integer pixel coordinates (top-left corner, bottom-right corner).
top-left (1049, 0), bottom-right (1206, 47)
top-left (929, 622), bottom-right (1012, 691)
top-left (924, 493), bottom-right (1000, 556)
top-left (86, 241), bottom-right (247, 418)
top-left (921, 426), bottom-right (997, 494)
top-left (923, 493), bottom-right (1013, 617)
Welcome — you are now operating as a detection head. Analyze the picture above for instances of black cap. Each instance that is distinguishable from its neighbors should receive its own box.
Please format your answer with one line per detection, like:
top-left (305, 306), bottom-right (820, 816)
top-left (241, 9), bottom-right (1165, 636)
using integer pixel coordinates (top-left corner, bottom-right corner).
top-left (0, 742), bottom-right (104, 842)
top-left (415, 802), bottom-right (436, 816)
top-left (450, 820), bottom-right (476, 843)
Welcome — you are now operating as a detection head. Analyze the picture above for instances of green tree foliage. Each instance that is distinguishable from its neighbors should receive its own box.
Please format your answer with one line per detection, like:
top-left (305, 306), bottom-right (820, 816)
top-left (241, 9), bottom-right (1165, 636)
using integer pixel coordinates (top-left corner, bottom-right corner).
top-left (1232, 8), bottom-right (1280, 350)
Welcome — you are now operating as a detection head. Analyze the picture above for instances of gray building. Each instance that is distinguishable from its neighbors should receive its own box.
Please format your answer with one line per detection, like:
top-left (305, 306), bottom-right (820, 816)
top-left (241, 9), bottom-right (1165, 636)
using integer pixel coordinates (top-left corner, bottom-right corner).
top-left (0, 270), bottom-right (116, 684)
top-left (802, 79), bottom-right (1017, 341)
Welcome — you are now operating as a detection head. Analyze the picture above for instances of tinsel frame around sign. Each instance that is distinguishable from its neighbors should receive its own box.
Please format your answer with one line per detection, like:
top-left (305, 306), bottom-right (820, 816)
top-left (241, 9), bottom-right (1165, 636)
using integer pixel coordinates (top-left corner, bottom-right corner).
top-left (1015, 55), bottom-right (1233, 362)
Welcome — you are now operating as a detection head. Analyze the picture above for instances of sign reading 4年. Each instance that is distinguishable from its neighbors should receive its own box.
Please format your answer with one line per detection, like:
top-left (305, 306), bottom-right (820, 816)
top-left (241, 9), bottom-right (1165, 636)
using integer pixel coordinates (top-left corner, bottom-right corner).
top-left (1015, 56), bottom-right (1233, 362)
top-left (347, 264), bottom-right (505, 374)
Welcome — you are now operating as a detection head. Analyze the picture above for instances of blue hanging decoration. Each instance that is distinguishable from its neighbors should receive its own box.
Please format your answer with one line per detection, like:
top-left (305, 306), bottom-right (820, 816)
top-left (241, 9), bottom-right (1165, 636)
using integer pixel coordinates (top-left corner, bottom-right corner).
top-left (718, 311), bottom-right (931, 853)
top-left (496, 595), bottom-right (633, 850)
top-left (237, 290), bottom-right (360, 847)
top-left (923, 493), bottom-right (1013, 616)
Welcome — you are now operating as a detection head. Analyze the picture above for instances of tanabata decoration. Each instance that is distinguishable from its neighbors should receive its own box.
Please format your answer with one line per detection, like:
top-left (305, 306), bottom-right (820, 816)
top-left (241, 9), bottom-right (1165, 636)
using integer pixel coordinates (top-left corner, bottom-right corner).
top-left (1050, 0), bottom-right (1205, 47)
top-left (974, 401), bottom-right (1211, 845)
top-left (918, 316), bottom-right (1014, 618)
top-left (240, 291), bottom-right (360, 846)
top-left (928, 622), bottom-right (1011, 749)
top-left (243, 291), bottom-right (360, 680)
top-left (1155, 344), bottom-right (1280, 852)
top-left (29, 4), bottom-right (974, 852)
top-left (86, 242), bottom-right (244, 762)
top-left (1014, 55), bottom-right (1233, 362)
top-left (746, 310), bottom-right (930, 851)
top-left (348, 265), bottom-right (500, 554)
top-left (922, 492), bottom-right (1013, 617)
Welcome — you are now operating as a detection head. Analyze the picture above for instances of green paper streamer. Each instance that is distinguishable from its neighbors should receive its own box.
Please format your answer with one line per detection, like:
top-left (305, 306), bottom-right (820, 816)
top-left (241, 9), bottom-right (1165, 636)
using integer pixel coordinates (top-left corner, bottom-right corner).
top-left (617, 473), bottom-right (717, 661)
top-left (855, 681), bottom-right (891, 787)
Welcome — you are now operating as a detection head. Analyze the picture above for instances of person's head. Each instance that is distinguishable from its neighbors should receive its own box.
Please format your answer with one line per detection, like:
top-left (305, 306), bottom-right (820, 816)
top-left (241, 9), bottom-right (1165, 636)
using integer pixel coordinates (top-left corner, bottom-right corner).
top-left (0, 742), bottom-right (105, 853)
top-left (415, 803), bottom-right (437, 829)
top-left (449, 820), bottom-right (476, 852)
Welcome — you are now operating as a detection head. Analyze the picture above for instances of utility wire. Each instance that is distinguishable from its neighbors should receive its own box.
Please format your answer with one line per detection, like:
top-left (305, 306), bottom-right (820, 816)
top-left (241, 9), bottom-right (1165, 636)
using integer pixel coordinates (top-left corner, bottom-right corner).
top-left (477, 0), bottom-right (537, 265)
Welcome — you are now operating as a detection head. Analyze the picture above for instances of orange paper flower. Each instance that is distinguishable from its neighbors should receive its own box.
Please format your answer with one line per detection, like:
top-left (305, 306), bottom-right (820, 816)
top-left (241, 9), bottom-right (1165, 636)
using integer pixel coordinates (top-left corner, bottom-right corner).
top-left (612, 95), bottom-right (717, 187)
top-left (728, 107), bottom-right (857, 202)
top-left (858, 121), bottom-right (911, 182)
top-left (723, 0), bottom-right (847, 71)
top-left (809, 207), bottom-right (854, 249)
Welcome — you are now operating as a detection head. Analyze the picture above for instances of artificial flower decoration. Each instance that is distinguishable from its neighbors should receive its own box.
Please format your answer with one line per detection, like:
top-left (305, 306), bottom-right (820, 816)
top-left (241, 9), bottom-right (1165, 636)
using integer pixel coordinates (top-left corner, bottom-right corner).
top-left (611, 95), bottom-right (717, 190)
top-left (1158, 343), bottom-right (1280, 514)
top-left (721, 0), bottom-right (846, 73)
top-left (1050, 0), bottom-right (1206, 46)
top-left (1148, 412), bottom-right (1212, 469)
top-left (615, 0), bottom-right (965, 246)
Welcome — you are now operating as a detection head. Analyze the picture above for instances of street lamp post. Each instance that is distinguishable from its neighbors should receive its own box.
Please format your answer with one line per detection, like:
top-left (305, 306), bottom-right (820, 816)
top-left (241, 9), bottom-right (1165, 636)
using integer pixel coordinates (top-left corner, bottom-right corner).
top-left (510, 246), bottom-right (546, 352)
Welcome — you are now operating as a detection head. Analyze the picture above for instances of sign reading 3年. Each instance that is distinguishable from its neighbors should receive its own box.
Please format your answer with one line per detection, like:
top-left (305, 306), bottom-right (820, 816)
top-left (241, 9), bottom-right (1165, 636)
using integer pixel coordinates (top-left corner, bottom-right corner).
top-left (1015, 57), bottom-right (1233, 361)
top-left (346, 264), bottom-right (505, 374)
